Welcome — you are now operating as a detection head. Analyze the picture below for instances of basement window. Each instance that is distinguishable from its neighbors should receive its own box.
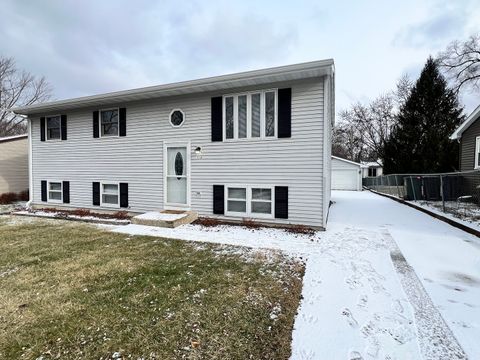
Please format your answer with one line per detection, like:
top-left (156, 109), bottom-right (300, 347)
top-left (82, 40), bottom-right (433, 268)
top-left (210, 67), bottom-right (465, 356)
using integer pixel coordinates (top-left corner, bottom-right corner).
top-left (101, 182), bottom-right (119, 207)
top-left (48, 181), bottom-right (62, 202)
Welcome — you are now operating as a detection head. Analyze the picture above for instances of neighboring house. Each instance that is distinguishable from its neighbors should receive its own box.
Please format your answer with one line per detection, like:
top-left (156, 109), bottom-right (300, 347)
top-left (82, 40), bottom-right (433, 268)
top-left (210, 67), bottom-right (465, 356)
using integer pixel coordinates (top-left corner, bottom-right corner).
top-left (331, 156), bottom-right (363, 191)
top-left (450, 104), bottom-right (480, 171)
top-left (361, 161), bottom-right (383, 178)
top-left (13, 60), bottom-right (335, 229)
top-left (0, 134), bottom-right (29, 195)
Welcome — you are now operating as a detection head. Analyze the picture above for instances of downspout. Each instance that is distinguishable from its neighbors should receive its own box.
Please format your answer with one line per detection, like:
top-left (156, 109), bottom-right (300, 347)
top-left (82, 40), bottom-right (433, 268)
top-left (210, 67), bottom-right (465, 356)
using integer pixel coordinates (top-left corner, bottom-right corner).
top-left (27, 117), bottom-right (33, 207)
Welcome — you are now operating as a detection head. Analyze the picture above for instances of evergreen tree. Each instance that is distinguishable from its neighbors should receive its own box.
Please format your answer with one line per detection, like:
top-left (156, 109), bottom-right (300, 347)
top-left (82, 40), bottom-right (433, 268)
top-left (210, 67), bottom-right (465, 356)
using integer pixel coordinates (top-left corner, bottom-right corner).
top-left (383, 57), bottom-right (464, 174)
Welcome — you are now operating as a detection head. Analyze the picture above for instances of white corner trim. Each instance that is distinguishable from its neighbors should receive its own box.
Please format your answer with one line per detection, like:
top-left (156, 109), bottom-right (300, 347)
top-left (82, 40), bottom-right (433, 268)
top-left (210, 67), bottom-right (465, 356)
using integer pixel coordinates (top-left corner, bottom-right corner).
top-left (27, 119), bottom-right (33, 207)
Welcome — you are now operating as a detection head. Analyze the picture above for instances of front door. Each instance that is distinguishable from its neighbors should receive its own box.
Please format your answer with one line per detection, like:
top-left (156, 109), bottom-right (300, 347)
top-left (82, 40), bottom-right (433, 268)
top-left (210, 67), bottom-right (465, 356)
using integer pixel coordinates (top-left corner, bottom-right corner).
top-left (165, 144), bottom-right (189, 208)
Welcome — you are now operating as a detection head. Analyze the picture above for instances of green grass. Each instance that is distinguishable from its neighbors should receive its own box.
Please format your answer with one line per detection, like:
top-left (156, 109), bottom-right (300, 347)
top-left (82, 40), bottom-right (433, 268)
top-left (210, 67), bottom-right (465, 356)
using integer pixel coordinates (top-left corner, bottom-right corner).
top-left (0, 216), bottom-right (304, 359)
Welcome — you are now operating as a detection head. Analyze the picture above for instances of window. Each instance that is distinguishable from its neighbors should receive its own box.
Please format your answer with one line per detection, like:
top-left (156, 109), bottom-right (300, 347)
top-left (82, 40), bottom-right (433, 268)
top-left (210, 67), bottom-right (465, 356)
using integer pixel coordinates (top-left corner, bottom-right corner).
top-left (223, 89), bottom-right (277, 140)
top-left (368, 168), bottom-right (377, 177)
top-left (170, 109), bottom-right (185, 127)
top-left (100, 109), bottom-right (119, 137)
top-left (48, 181), bottom-right (62, 202)
top-left (101, 183), bottom-right (119, 207)
top-left (46, 116), bottom-right (61, 140)
top-left (225, 185), bottom-right (273, 218)
top-left (476, 137), bottom-right (480, 169)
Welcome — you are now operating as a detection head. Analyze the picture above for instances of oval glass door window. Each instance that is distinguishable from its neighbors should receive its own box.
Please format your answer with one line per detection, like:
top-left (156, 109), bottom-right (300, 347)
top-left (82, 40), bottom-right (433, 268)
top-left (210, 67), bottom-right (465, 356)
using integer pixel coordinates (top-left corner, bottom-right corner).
top-left (175, 152), bottom-right (184, 180)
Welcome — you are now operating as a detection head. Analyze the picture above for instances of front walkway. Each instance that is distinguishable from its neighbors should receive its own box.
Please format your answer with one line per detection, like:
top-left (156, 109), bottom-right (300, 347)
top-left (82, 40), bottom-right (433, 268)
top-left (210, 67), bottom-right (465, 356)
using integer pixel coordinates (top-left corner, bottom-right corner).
top-left (106, 191), bottom-right (480, 359)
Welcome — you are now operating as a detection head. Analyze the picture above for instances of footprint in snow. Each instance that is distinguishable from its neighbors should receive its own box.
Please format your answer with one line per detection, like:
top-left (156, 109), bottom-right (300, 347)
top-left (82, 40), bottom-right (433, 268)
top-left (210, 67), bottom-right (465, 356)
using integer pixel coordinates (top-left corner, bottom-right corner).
top-left (341, 308), bottom-right (358, 328)
top-left (391, 299), bottom-right (404, 314)
top-left (357, 294), bottom-right (368, 309)
top-left (345, 277), bottom-right (363, 289)
top-left (349, 350), bottom-right (364, 360)
top-left (365, 337), bottom-right (380, 358)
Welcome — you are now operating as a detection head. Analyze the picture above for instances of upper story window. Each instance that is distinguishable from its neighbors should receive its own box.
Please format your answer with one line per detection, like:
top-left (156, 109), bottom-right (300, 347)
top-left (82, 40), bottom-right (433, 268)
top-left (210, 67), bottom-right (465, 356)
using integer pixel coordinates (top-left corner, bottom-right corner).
top-left (223, 89), bottom-right (277, 141)
top-left (46, 116), bottom-right (61, 140)
top-left (100, 109), bottom-right (119, 137)
top-left (170, 109), bottom-right (185, 127)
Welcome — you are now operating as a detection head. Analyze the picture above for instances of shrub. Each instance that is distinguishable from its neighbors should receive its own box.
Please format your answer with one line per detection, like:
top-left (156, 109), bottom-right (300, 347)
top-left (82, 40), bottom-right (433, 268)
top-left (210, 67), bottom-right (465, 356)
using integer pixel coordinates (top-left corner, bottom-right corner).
top-left (242, 218), bottom-right (261, 229)
top-left (18, 190), bottom-right (29, 201)
top-left (112, 211), bottom-right (130, 220)
top-left (0, 192), bottom-right (18, 204)
top-left (285, 224), bottom-right (316, 236)
top-left (195, 217), bottom-right (221, 227)
top-left (70, 208), bottom-right (92, 217)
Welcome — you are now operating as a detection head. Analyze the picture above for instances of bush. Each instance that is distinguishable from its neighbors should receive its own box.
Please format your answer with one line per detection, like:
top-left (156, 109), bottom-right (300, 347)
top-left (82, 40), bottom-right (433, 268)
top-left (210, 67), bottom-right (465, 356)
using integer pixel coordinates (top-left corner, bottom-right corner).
top-left (0, 192), bottom-right (18, 204)
top-left (70, 208), bottom-right (92, 217)
top-left (195, 217), bottom-right (221, 227)
top-left (112, 211), bottom-right (130, 220)
top-left (242, 218), bottom-right (261, 229)
top-left (18, 190), bottom-right (29, 201)
top-left (285, 224), bottom-right (316, 236)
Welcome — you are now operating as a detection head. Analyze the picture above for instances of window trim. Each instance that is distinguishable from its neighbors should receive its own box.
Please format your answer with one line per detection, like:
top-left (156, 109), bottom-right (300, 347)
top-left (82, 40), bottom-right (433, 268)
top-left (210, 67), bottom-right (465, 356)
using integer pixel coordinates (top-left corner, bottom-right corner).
top-left (222, 89), bottom-right (278, 141)
top-left (475, 136), bottom-right (480, 170)
top-left (45, 115), bottom-right (62, 142)
top-left (99, 108), bottom-right (120, 138)
top-left (224, 185), bottom-right (274, 219)
top-left (169, 109), bottom-right (185, 128)
top-left (47, 180), bottom-right (63, 203)
top-left (100, 181), bottom-right (120, 208)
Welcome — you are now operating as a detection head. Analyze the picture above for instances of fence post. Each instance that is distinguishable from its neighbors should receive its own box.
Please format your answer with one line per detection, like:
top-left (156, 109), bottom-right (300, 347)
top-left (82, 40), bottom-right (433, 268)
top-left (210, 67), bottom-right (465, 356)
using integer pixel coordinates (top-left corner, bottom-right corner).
top-left (395, 175), bottom-right (400, 198)
top-left (440, 175), bottom-right (445, 212)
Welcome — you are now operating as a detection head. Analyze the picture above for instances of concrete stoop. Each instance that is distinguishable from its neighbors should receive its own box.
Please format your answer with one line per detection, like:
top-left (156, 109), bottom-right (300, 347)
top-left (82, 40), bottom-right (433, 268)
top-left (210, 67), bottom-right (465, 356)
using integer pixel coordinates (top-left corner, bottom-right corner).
top-left (131, 210), bottom-right (198, 228)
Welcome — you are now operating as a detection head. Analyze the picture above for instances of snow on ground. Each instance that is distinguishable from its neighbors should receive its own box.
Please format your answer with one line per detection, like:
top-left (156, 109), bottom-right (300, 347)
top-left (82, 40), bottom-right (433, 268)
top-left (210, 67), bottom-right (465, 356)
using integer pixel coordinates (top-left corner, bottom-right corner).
top-left (103, 191), bottom-right (480, 359)
top-left (132, 211), bottom-right (187, 221)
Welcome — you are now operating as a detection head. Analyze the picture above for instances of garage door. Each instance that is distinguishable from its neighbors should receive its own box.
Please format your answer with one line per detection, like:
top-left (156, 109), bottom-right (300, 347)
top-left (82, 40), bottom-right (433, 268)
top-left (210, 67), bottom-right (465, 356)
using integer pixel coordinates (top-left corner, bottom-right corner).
top-left (332, 169), bottom-right (359, 190)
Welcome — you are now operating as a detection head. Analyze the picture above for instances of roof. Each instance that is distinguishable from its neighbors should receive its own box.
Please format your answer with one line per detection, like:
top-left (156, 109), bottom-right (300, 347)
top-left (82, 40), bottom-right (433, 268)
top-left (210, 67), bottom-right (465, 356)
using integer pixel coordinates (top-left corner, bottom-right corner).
top-left (361, 161), bottom-right (382, 167)
top-left (13, 59), bottom-right (335, 116)
top-left (450, 103), bottom-right (480, 140)
top-left (332, 156), bottom-right (365, 167)
top-left (0, 134), bottom-right (28, 143)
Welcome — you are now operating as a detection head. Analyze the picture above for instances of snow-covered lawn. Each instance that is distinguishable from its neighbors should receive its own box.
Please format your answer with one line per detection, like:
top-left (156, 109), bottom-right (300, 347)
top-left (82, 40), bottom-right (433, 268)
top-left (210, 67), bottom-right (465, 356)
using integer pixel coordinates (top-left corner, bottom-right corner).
top-left (106, 190), bottom-right (480, 359)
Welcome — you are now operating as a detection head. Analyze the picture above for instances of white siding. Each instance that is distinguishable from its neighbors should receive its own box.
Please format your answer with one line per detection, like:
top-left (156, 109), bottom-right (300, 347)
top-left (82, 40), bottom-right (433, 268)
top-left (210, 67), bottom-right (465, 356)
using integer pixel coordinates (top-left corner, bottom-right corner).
top-left (30, 78), bottom-right (326, 227)
top-left (0, 138), bottom-right (28, 194)
top-left (332, 157), bottom-right (362, 191)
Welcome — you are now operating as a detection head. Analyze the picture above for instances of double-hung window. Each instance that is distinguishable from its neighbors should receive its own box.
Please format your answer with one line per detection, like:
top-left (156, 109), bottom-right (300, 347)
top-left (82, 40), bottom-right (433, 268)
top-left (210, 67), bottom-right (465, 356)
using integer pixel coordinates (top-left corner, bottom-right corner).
top-left (100, 109), bottom-right (119, 137)
top-left (48, 181), bottom-right (62, 202)
top-left (225, 185), bottom-right (273, 218)
top-left (101, 182), bottom-right (119, 207)
top-left (46, 116), bottom-right (61, 140)
top-left (368, 168), bottom-right (377, 177)
top-left (224, 89), bottom-right (277, 140)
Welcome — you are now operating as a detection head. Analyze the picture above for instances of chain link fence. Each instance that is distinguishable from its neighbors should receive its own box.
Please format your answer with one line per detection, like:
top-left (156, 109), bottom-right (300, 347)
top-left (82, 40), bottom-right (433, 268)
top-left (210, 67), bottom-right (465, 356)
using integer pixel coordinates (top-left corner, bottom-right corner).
top-left (363, 170), bottom-right (480, 223)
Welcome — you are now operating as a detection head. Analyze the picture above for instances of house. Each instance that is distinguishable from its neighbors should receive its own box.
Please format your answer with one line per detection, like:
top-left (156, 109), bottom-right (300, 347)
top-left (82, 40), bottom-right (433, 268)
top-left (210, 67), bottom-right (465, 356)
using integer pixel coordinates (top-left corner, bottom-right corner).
top-left (361, 161), bottom-right (383, 178)
top-left (13, 60), bottom-right (335, 229)
top-left (331, 156), bottom-right (363, 191)
top-left (0, 134), bottom-right (29, 195)
top-left (450, 104), bottom-right (480, 171)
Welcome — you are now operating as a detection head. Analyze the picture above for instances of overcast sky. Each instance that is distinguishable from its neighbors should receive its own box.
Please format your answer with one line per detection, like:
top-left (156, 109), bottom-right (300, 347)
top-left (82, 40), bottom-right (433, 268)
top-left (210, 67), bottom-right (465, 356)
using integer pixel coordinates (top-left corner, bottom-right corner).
top-left (2, 0), bottom-right (479, 113)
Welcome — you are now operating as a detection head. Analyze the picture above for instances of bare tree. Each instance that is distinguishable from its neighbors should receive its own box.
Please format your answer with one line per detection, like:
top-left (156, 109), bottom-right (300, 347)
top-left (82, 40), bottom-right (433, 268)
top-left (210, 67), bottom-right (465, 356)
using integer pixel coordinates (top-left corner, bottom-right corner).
top-left (0, 56), bottom-right (52, 136)
top-left (438, 34), bottom-right (480, 93)
top-left (333, 76), bottom-right (412, 163)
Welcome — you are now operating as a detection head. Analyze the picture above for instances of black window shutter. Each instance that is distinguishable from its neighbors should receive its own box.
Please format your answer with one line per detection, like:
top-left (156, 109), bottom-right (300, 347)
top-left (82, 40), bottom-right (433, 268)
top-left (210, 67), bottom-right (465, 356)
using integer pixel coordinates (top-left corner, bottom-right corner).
top-left (92, 182), bottom-right (100, 205)
top-left (41, 180), bottom-right (47, 201)
top-left (275, 186), bottom-right (288, 219)
top-left (61, 115), bottom-right (67, 140)
top-left (62, 181), bottom-right (70, 203)
top-left (93, 111), bottom-right (99, 138)
top-left (119, 108), bottom-right (126, 136)
top-left (211, 97), bottom-right (223, 142)
top-left (120, 183), bottom-right (128, 208)
top-left (213, 185), bottom-right (224, 214)
top-left (278, 88), bottom-right (292, 138)
top-left (40, 117), bottom-right (46, 141)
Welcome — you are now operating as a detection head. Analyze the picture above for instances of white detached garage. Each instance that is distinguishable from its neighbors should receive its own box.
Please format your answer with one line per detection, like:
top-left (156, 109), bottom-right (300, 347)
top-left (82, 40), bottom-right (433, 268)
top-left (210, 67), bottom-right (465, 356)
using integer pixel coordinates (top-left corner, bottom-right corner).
top-left (331, 156), bottom-right (363, 191)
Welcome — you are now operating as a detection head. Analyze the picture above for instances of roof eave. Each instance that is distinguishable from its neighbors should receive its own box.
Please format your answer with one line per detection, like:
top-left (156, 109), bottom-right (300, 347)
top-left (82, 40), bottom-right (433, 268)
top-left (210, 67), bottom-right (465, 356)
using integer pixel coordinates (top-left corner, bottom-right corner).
top-left (450, 103), bottom-right (480, 140)
top-left (13, 59), bottom-right (334, 116)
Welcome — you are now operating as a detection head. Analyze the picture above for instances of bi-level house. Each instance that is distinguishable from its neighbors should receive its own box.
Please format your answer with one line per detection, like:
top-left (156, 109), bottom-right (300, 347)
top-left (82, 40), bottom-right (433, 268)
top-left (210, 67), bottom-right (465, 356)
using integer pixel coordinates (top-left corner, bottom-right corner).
top-left (13, 60), bottom-right (335, 229)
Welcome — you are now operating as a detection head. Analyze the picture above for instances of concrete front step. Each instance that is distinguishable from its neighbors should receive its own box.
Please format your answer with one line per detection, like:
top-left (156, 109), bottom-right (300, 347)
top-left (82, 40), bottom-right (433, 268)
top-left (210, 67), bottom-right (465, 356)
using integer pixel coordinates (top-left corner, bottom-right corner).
top-left (131, 210), bottom-right (198, 228)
